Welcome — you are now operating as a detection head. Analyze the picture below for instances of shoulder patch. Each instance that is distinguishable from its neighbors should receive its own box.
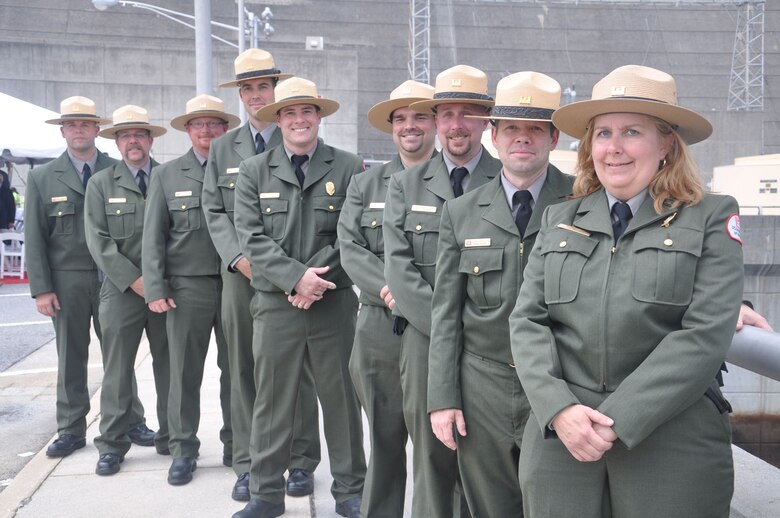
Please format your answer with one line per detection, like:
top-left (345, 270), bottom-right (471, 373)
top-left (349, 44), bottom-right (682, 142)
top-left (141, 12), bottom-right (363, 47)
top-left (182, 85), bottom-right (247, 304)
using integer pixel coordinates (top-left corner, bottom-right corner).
top-left (726, 213), bottom-right (742, 245)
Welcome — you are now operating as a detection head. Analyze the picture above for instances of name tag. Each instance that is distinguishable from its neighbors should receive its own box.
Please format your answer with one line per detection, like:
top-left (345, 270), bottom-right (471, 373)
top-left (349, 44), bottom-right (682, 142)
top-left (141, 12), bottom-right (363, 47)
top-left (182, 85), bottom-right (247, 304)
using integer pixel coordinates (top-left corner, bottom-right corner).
top-left (259, 192), bottom-right (280, 199)
top-left (108, 197), bottom-right (127, 203)
top-left (175, 190), bottom-right (193, 197)
top-left (368, 202), bottom-right (385, 209)
top-left (226, 167), bottom-right (240, 174)
top-left (411, 204), bottom-right (437, 214)
top-left (465, 238), bottom-right (491, 248)
top-left (51, 196), bottom-right (68, 203)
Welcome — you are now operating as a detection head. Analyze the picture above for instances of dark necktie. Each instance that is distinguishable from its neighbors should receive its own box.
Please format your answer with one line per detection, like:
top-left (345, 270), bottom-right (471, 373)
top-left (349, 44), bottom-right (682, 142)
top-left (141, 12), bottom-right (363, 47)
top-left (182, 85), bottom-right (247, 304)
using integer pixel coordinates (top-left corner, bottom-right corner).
top-left (451, 167), bottom-right (468, 198)
top-left (612, 202), bottom-right (633, 240)
top-left (255, 133), bottom-right (265, 155)
top-left (291, 154), bottom-right (308, 188)
top-left (513, 190), bottom-right (533, 237)
top-left (137, 169), bottom-right (147, 198)
top-left (82, 163), bottom-right (91, 188)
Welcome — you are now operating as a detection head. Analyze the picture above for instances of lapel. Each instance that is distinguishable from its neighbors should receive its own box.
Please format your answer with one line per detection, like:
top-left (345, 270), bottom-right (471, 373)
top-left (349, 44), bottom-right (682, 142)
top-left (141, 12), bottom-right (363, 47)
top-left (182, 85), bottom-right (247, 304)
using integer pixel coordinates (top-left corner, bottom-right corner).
top-left (114, 161), bottom-right (143, 197)
top-left (469, 149), bottom-right (499, 191)
top-left (573, 190), bottom-right (613, 236)
top-left (480, 176), bottom-right (520, 237)
top-left (266, 126), bottom-right (282, 149)
top-left (182, 149), bottom-right (204, 183)
top-left (304, 140), bottom-right (334, 191)
top-left (269, 146), bottom-right (300, 188)
top-left (525, 165), bottom-right (574, 239)
top-left (425, 155), bottom-right (455, 201)
top-left (383, 155), bottom-right (404, 185)
top-left (622, 195), bottom-right (675, 237)
top-left (233, 123), bottom-right (257, 161)
top-left (53, 153), bottom-right (86, 196)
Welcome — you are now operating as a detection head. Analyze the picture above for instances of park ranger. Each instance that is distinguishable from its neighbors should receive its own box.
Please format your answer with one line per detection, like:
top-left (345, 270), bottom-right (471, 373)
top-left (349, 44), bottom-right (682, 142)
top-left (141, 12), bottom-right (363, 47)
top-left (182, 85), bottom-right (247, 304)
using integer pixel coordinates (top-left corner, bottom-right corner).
top-left (142, 94), bottom-right (240, 485)
top-left (337, 80), bottom-right (436, 518)
top-left (26, 96), bottom-right (154, 458)
top-left (428, 72), bottom-right (573, 517)
top-left (383, 64), bottom-right (500, 518)
top-left (233, 77), bottom-right (366, 518)
top-left (85, 105), bottom-right (170, 476)
top-left (202, 48), bottom-right (321, 501)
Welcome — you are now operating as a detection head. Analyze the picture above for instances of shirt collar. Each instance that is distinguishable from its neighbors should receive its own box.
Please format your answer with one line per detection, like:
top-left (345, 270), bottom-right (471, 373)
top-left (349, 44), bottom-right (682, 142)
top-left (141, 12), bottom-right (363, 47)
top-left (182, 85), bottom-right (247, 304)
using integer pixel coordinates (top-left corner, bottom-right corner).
top-left (500, 168), bottom-right (548, 210)
top-left (605, 189), bottom-right (647, 219)
top-left (127, 159), bottom-right (152, 178)
top-left (443, 146), bottom-right (483, 176)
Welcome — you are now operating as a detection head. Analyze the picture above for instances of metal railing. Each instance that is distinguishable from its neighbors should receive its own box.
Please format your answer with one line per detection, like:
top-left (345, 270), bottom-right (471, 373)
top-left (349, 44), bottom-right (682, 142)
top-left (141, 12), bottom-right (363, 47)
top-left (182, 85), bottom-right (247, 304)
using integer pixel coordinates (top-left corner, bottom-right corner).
top-left (728, 326), bottom-right (780, 382)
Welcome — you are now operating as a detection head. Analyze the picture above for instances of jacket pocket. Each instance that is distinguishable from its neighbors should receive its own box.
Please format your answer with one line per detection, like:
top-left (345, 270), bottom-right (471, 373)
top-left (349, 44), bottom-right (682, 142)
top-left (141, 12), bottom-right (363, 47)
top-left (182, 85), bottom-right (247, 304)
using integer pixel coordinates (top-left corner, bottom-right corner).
top-left (216, 175), bottom-right (237, 214)
top-left (459, 247), bottom-right (503, 310)
top-left (260, 198), bottom-right (288, 240)
top-left (168, 196), bottom-right (201, 232)
top-left (405, 212), bottom-right (441, 267)
top-left (47, 202), bottom-right (75, 235)
top-left (631, 227), bottom-right (702, 306)
top-left (105, 203), bottom-right (136, 240)
top-left (541, 229), bottom-right (598, 304)
top-left (313, 195), bottom-right (345, 235)
top-left (359, 209), bottom-right (385, 256)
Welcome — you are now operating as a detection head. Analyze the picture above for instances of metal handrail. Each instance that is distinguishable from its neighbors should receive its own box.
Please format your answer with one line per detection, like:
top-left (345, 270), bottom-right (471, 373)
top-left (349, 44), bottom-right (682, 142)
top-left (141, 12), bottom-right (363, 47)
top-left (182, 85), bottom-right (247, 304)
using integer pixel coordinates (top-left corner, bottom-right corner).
top-left (728, 326), bottom-right (780, 382)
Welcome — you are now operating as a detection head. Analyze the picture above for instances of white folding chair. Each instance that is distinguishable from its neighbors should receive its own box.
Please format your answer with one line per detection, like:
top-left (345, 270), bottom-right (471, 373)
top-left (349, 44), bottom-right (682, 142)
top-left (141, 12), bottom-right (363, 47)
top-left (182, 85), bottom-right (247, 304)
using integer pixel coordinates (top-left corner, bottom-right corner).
top-left (0, 231), bottom-right (25, 279)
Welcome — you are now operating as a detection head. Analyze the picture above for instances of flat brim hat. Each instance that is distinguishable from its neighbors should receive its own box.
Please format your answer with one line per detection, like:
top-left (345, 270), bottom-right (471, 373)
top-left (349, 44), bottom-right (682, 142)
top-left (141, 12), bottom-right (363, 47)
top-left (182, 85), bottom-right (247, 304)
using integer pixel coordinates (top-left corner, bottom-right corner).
top-left (410, 65), bottom-right (494, 113)
top-left (45, 96), bottom-right (111, 125)
top-left (99, 104), bottom-right (167, 139)
top-left (170, 94), bottom-right (241, 132)
top-left (467, 71), bottom-right (561, 123)
top-left (552, 65), bottom-right (712, 144)
top-left (218, 48), bottom-right (293, 88)
top-left (367, 80), bottom-right (435, 133)
top-left (255, 77), bottom-right (339, 122)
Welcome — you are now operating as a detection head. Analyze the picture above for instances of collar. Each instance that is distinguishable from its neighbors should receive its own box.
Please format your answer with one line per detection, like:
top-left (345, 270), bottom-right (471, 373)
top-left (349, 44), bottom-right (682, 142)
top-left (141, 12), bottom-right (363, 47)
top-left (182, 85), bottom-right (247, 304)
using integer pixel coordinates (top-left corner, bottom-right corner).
top-left (500, 169), bottom-right (548, 210)
top-left (250, 123), bottom-right (277, 145)
top-left (67, 150), bottom-right (98, 174)
top-left (605, 189), bottom-right (647, 219)
top-left (443, 147), bottom-right (483, 176)
top-left (127, 159), bottom-right (152, 178)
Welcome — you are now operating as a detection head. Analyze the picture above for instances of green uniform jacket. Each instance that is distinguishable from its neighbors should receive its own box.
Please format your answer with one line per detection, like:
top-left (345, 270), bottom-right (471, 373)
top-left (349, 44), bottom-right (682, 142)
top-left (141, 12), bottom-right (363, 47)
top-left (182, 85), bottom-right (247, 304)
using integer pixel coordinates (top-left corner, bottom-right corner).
top-left (383, 149), bottom-right (501, 337)
top-left (25, 150), bottom-right (117, 296)
top-left (509, 191), bottom-right (744, 449)
top-left (234, 139), bottom-right (363, 293)
top-left (85, 159), bottom-right (160, 292)
top-left (202, 123), bottom-right (282, 270)
top-left (142, 149), bottom-right (222, 302)
top-left (428, 167), bottom-right (573, 412)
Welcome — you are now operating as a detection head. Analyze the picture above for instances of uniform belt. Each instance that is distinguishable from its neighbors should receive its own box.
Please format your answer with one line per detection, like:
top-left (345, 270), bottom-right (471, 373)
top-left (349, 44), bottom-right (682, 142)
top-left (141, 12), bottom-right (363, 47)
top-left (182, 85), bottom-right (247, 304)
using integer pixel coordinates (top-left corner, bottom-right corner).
top-left (462, 348), bottom-right (515, 369)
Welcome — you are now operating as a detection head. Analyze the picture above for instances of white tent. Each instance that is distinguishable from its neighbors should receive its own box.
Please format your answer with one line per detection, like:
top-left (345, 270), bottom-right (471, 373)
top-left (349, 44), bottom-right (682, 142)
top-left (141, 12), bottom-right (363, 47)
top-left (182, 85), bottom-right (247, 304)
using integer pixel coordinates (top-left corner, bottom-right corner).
top-left (0, 92), bottom-right (121, 165)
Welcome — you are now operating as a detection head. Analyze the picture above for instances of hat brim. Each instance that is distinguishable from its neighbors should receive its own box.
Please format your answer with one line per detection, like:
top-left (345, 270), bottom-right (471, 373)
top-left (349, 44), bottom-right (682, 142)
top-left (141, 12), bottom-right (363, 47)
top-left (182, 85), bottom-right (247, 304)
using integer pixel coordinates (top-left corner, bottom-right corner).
top-left (45, 115), bottom-right (111, 125)
top-left (99, 123), bottom-right (168, 139)
top-left (410, 98), bottom-right (494, 114)
top-left (170, 110), bottom-right (241, 132)
top-left (255, 97), bottom-right (340, 123)
top-left (367, 97), bottom-right (433, 133)
top-left (552, 98), bottom-right (712, 144)
top-left (218, 72), bottom-right (294, 88)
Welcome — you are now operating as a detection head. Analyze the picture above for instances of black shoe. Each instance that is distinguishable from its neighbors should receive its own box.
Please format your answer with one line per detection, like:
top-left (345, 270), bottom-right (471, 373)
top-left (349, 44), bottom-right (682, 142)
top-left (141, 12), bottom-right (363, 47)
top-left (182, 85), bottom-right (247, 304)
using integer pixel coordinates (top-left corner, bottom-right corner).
top-left (156, 446), bottom-right (170, 456)
top-left (95, 453), bottom-right (124, 476)
top-left (232, 499), bottom-right (284, 518)
top-left (335, 496), bottom-right (362, 518)
top-left (286, 468), bottom-right (313, 497)
top-left (223, 453), bottom-right (233, 467)
top-left (127, 424), bottom-right (156, 446)
top-left (167, 457), bottom-right (196, 486)
top-left (232, 472), bottom-right (250, 502)
top-left (46, 434), bottom-right (86, 458)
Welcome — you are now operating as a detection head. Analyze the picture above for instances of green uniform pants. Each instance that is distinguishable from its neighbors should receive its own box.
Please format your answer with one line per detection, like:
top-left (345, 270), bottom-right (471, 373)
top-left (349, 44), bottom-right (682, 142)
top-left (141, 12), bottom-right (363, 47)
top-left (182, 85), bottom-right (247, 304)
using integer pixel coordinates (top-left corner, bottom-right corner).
top-left (457, 350), bottom-right (529, 517)
top-left (220, 270), bottom-right (321, 477)
top-left (248, 289), bottom-right (365, 505)
top-left (94, 278), bottom-right (169, 455)
top-left (400, 325), bottom-right (470, 518)
top-left (518, 394), bottom-right (733, 518)
top-left (349, 304), bottom-right (407, 518)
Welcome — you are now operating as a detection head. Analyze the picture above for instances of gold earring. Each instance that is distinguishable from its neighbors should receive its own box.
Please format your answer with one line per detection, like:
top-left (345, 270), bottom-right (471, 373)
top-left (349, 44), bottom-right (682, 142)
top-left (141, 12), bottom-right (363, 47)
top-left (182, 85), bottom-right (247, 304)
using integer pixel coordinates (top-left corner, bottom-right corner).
top-left (659, 158), bottom-right (667, 170)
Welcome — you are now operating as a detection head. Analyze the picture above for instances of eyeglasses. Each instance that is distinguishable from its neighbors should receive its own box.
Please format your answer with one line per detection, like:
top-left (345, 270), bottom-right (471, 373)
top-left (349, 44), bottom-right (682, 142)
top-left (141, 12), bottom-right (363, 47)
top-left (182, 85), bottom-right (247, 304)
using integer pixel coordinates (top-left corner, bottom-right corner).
top-left (187, 121), bottom-right (227, 129)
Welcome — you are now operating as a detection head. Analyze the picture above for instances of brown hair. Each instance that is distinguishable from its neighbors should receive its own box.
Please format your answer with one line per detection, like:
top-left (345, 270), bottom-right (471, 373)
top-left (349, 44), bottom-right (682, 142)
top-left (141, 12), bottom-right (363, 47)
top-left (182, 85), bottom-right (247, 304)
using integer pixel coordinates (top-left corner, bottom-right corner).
top-left (572, 114), bottom-right (704, 213)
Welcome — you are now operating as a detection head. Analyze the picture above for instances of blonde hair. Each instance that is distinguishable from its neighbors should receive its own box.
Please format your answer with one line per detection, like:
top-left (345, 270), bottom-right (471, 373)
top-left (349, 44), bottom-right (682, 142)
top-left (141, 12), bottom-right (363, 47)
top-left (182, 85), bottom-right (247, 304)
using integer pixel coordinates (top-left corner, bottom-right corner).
top-left (572, 114), bottom-right (704, 213)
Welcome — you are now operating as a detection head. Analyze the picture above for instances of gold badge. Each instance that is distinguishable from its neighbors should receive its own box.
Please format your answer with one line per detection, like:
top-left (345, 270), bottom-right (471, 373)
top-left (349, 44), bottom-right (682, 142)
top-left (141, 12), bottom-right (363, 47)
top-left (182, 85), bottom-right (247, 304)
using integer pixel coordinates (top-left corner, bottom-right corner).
top-left (326, 181), bottom-right (335, 196)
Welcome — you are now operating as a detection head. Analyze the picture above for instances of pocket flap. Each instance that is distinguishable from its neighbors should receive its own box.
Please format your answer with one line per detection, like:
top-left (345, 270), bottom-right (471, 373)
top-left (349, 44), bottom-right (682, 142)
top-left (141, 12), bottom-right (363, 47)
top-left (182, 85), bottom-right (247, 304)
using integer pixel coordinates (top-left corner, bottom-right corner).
top-left (104, 203), bottom-right (136, 216)
top-left (404, 212), bottom-right (441, 234)
top-left (458, 247), bottom-right (503, 276)
top-left (168, 196), bottom-right (201, 212)
top-left (48, 202), bottom-right (75, 217)
top-left (633, 227), bottom-right (702, 257)
top-left (260, 198), bottom-right (288, 215)
top-left (312, 195), bottom-right (345, 213)
top-left (360, 209), bottom-right (384, 229)
top-left (540, 229), bottom-right (598, 257)
top-left (217, 175), bottom-right (237, 190)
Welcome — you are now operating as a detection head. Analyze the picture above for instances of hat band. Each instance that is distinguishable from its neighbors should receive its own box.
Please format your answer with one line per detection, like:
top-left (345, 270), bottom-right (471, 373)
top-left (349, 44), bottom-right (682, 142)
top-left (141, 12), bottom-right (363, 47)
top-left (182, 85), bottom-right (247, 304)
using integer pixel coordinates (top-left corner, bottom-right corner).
top-left (601, 95), bottom-right (672, 105)
top-left (114, 121), bottom-right (151, 127)
top-left (60, 113), bottom-right (101, 119)
top-left (491, 106), bottom-right (554, 120)
top-left (433, 91), bottom-right (494, 102)
top-left (236, 68), bottom-right (282, 81)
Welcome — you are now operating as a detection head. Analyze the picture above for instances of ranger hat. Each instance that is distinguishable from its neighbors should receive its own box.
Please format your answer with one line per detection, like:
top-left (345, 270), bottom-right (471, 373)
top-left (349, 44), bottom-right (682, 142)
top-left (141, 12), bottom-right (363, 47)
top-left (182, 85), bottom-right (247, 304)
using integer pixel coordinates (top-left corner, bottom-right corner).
top-left (552, 65), bottom-right (712, 144)
top-left (468, 71), bottom-right (561, 123)
top-left (170, 94), bottom-right (240, 132)
top-left (367, 80), bottom-right (435, 133)
top-left (409, 65), bottom-right (494, 113)
top-left (99, 105), bottom-right (167, 139)
top-left (219, 48), bottom-right (293, 88)
top-left (45, 96), bottom-right (111, 125)
top-left (255, 77), bottom-right (339, 122)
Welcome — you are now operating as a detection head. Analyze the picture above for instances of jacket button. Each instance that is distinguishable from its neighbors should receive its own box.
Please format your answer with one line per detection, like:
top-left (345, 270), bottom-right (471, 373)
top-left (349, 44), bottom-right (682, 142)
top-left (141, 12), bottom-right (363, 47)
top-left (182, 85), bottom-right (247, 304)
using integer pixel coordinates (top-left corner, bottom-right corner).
top-left (559, 240), bottom-right (567, 247)
top-left (116, 209), bottom-right (121, 215)
top-left (415, 224), bottom-right (422, 231)
top-left (58, 211), bottom-right (63, 216)
top-left (371, 220), bottom-right (377, 227)
top-left (229, 182), bottom-right (234, 188)
top-left (266, 207), bottom-right (271, 213)
top-left (473, 266), bottom-right (479, 274)
top-left (181, 204), bottom-right (186, 209)
top-left (664, 239), bottom-right (673, 246)
top-left (328, 205), bottom-right (334, 210)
